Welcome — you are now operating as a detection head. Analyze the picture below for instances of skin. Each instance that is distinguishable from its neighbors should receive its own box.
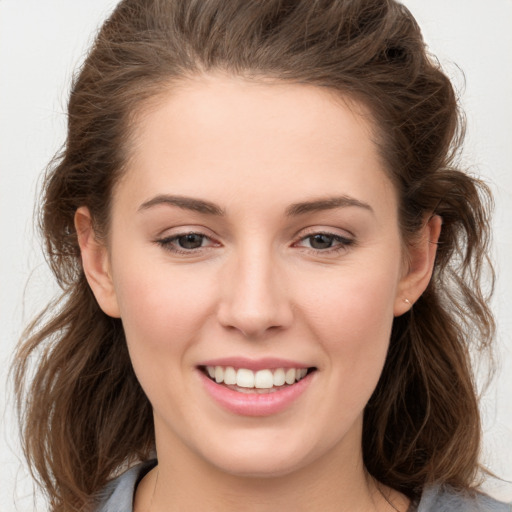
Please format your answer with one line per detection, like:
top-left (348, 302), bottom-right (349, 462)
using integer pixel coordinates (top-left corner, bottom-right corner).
top-left (76, 74), bottom-right (440, 511)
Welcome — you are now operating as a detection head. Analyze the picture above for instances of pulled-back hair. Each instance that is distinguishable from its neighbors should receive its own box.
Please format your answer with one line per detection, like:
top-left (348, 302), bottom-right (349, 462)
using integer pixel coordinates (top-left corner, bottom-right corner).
top-left (13, 1), bottom-right (494, 510)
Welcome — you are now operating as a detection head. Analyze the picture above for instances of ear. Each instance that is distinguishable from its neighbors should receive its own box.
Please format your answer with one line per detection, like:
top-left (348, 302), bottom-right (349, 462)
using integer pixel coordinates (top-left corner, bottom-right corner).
top-left (75, 206), bottom-right (121, 318)
top-left (394, 215), bottom-right (442, 317)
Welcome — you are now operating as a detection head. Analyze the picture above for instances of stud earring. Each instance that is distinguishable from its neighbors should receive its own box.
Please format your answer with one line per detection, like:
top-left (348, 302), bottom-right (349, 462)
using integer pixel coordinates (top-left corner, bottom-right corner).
top-left (403, 298), bottom-right (412, 305)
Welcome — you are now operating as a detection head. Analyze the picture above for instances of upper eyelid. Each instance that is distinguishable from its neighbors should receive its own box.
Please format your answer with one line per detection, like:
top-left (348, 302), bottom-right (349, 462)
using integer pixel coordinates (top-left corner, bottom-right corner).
top-left (292, 225), bottom-right (355, 241)
top-left (155, 224), bottom-right (218, 239)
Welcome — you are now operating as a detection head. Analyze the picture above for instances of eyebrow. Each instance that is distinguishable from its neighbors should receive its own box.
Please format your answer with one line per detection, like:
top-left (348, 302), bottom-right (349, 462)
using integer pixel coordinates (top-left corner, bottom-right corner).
top-left (138, 195), bottom-right (225, 216)
top-left (285, 196), bottom-right (374, 216)
top-left (138, 194), bottom-right (373, 217)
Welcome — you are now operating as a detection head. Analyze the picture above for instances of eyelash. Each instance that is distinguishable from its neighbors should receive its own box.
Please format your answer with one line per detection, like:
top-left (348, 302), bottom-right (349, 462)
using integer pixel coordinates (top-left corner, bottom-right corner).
top-left (294, 232), bottom-right (355, 254)
top-left (155, 232), bottom-right (219, 255)
top-left (155, 231), bottom-right (355, 255)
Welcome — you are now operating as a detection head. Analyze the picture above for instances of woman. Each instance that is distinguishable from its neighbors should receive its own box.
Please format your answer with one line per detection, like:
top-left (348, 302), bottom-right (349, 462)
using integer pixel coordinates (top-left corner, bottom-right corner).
top-left (13, 0), bottom-right (510, 511)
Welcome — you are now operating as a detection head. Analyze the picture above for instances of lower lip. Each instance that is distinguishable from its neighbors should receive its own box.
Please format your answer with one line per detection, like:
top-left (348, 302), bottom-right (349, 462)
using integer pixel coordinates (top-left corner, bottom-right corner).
top-left (199, 371), bottom-right (313, 417)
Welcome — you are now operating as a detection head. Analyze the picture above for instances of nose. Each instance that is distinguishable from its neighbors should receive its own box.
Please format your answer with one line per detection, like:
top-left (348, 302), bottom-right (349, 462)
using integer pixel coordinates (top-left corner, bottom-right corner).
top-left (217, 247), bottom-right (293, 339)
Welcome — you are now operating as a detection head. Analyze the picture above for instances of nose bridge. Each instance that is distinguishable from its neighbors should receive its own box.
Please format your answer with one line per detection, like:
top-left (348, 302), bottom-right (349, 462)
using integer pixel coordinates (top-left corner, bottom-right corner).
top-left (218, 241), bottom-right (292, 338)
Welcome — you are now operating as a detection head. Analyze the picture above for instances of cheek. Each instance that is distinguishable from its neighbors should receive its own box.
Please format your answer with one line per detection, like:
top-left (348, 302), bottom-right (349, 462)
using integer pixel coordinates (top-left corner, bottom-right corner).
top-left (111, 253), bottom-right (216, 359)
top-left (304, 262), bottom-right (397, 330)
top-left (299, 259), bottom-right (400, 382)
top-left (110, 260), bottom-right (220, 414)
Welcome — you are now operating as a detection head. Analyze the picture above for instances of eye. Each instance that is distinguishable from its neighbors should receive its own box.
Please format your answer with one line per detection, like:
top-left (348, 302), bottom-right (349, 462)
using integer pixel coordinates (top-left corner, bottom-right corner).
top-left (175, 233), bottom-right (206, 249)
top-left (155, 231), bottom-right (219, 254)
top-left (295, 232), bottom-right (354, 253)
top-left (307, 233), bottom-right (338, 250)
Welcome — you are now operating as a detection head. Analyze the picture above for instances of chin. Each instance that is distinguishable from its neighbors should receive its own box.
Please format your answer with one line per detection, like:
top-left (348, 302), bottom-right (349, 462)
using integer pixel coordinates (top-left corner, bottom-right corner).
top-left (210, 452), bottom-right (307, 479)
top-left (193, 429), bottom-right (327, 479)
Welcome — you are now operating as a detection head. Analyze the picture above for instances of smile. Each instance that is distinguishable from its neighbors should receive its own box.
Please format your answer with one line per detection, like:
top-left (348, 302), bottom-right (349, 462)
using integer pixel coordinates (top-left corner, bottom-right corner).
top-left (203, 366), bottom-right (311, 393)
top-left (198, 362), bottom-right (316, 416)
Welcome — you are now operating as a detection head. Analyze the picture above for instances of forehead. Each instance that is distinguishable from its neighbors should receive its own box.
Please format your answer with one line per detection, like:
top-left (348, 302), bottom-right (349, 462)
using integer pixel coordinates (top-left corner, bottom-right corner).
top-left (118, 74), bottom-right (396, 218)
top-left (130, 74), bottom-right (379, 158)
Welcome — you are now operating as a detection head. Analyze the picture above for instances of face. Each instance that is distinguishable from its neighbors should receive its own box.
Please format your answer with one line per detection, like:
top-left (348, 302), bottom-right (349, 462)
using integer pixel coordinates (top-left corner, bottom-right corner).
top-left (79, 75), bottom-right (433, 479)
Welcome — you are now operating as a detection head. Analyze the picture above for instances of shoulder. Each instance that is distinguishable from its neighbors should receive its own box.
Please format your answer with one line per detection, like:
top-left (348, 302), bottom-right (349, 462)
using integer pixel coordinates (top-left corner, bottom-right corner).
top-left (94, 460), bottom-right (157, 512)
top-left (418, 485), bottom-right (512, 512)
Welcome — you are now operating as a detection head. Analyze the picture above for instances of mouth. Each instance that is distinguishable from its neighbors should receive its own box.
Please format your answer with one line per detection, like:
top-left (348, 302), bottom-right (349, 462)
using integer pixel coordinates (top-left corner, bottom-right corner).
top-left (199, 365), bottom-right (317, 394)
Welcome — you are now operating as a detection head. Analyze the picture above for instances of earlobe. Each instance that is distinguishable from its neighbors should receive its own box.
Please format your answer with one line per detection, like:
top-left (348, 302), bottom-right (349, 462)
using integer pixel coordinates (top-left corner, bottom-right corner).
top-left (75, 207), bottom-right (121, 318)
top-left (394, 215), bottom-right (442, 317)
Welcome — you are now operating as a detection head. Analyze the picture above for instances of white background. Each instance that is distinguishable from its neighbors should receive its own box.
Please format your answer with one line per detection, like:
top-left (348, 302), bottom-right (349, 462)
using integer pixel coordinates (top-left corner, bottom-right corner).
top-left (1, 1), bottom-right (511, 510)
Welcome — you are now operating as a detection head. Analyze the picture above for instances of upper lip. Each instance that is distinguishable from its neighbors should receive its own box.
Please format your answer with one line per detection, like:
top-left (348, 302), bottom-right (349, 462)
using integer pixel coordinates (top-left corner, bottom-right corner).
top-left (197, 357), bottom-right (312, 372)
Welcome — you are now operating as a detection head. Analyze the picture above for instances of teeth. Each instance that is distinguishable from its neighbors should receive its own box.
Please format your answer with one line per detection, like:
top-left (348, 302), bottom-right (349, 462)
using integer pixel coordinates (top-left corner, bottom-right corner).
top-left (273, 368), bottom-right (286, 386)
top-left (236, 368), bottom-right (255, 388)
top-left (224, 366), bottom-right (237, 385)
top-left (285, 368), bottom-right (296, 385)
top-left (205, 366), bottom-right (310, 389)
top-left (254, 369), bottom-right (273, 389)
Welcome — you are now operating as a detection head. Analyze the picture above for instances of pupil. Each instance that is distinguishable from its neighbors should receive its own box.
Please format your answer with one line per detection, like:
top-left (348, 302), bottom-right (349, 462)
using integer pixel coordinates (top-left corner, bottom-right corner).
top-left (178, 234), bottom-right (203, 249)
top-left (310, 234), bottom-right (333, 249)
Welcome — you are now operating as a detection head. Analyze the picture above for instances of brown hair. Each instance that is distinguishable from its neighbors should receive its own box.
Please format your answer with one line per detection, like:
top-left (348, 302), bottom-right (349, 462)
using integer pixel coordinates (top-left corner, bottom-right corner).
top-left (13, 0), bottom-right (495, 510)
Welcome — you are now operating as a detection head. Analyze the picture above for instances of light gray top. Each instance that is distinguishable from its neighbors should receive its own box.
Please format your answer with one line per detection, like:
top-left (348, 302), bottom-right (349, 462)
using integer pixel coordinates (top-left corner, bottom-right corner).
top-left (95, 460), bottom-right (512, 512)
